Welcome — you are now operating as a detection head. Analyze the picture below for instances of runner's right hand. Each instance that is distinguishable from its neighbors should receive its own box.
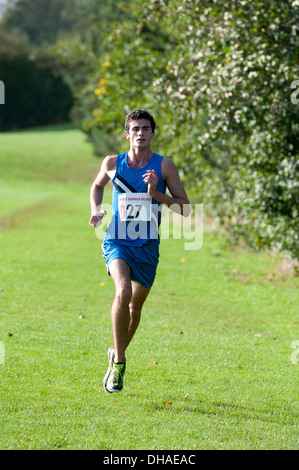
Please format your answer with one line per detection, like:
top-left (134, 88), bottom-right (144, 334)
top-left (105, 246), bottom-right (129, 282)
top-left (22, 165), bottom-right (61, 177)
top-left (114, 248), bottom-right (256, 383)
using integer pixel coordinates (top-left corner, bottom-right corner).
top-left (89, 210), bottom-right (106, 228)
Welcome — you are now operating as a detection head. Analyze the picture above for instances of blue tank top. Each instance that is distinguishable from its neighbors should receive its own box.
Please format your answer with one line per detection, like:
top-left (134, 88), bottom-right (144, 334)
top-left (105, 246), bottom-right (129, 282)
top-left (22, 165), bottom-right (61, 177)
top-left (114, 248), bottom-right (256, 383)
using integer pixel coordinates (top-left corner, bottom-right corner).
top-left (105, 152), bottom-right (166, 246)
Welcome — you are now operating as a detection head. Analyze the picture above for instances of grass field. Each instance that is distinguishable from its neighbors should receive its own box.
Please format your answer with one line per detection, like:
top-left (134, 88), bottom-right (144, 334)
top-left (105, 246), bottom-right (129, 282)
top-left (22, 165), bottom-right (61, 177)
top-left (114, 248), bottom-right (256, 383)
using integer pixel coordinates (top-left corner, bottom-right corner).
top-left (0, 125), bottom-right (298, 450)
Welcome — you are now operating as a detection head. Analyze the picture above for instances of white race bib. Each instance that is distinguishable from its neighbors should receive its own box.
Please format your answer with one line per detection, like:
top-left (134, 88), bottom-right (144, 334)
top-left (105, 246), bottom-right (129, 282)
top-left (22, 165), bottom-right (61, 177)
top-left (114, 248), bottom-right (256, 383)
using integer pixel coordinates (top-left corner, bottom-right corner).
top-left (118, 193), bottom-right (152, 222)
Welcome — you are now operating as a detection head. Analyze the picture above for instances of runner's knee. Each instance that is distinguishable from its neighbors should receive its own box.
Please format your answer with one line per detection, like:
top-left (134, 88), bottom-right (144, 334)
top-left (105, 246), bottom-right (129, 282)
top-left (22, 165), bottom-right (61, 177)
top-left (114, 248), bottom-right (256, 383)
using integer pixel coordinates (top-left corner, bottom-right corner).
top-left (115, 284), bottom-right (132, 305)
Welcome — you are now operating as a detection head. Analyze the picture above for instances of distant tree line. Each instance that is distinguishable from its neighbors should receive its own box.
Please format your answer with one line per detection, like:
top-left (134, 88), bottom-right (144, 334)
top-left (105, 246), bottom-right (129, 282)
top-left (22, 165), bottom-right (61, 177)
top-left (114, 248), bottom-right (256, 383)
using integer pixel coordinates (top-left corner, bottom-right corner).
top-left (0, 0), bottom-right (127, 130)
top-left (0, 0), bottom-right (77, 129)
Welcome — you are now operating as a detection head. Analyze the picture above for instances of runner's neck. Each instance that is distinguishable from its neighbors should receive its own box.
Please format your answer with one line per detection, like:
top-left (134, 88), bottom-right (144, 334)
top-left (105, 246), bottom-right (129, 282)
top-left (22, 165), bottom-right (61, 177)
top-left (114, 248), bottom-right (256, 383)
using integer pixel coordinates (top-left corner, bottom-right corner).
top-left (127, 149), bottom-right (153, 169)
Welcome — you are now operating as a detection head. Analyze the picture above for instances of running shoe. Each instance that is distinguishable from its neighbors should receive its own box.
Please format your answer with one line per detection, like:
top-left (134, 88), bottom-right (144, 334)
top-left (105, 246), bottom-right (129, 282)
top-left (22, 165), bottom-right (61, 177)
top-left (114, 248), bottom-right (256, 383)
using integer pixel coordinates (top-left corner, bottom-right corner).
top-left (103, 346), bottom-right (115, 392)
top-left (106, 362), bottom-right (126, 393)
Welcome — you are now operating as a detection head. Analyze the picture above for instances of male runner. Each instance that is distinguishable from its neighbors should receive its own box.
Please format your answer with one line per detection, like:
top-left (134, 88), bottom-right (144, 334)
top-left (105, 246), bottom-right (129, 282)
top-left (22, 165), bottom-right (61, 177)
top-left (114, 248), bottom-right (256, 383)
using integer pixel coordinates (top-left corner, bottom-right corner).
top-left (89, 109), bottom-right (190, 393)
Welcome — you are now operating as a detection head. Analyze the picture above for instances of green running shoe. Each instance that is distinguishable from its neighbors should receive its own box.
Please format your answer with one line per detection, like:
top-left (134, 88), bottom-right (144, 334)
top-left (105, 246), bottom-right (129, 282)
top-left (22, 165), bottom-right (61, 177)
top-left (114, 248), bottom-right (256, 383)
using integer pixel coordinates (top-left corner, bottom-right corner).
top-left (103, 347), bottom-right (115, 392)
top-left (106, 362), bottom-right (126, 393)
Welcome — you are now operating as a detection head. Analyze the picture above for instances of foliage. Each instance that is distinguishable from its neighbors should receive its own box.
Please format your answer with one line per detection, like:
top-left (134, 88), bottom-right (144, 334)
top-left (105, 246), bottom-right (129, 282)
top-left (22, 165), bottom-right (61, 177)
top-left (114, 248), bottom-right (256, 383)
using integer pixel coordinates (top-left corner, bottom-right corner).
top-left (0, 52), bottom-right (73, 130)
top-left (85, 0), bottom-right (299, 259)
top-left (45, 0), bottom-right (135, 152)
top-left (0, 0), bottom-right (128, 132)
top-left (0, 0), bottom-right (77, 130)
top-left (80, 2), bottom-right (177, 154)
top-left (1, 0), bottom-right (78, 45)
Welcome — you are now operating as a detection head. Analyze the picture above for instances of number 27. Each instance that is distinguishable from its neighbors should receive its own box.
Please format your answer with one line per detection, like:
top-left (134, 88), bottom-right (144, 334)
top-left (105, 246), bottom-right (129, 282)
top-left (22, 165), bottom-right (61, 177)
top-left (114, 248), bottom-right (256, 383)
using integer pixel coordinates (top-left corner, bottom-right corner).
top-left (127, 204), bottom-right (142, 219)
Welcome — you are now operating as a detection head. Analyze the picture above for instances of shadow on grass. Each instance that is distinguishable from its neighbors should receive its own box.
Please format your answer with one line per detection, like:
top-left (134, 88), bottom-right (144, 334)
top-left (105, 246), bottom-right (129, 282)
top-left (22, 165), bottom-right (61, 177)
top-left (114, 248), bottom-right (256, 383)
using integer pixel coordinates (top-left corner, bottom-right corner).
top-left (142, 397), bottom-right (298, 428)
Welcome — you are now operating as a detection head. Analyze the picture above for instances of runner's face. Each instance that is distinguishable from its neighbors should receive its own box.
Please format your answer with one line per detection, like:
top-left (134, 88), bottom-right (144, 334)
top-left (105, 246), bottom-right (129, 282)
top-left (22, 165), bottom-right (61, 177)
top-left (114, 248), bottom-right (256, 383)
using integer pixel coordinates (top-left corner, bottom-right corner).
top-left (125, 119), bottom-right (155, 148)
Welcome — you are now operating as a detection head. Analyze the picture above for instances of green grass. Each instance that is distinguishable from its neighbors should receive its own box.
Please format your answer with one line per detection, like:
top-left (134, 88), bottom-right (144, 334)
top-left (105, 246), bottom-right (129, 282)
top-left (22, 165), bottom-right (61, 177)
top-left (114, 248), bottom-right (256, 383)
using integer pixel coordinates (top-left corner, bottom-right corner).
top-left (0, 125), bottom-right (298, 450)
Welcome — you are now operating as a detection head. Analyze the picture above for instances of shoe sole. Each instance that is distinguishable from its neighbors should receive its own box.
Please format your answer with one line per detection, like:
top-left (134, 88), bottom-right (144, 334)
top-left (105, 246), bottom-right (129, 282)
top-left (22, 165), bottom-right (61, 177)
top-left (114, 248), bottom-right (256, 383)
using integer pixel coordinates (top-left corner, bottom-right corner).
top-left (106, 388), bottom-right (122, 393)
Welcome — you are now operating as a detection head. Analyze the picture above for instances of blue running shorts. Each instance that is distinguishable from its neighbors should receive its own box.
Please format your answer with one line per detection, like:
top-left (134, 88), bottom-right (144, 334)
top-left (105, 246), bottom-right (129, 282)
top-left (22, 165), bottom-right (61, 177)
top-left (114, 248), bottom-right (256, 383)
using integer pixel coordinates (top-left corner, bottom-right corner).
top-left (101, 238), bottom-right (160, 288)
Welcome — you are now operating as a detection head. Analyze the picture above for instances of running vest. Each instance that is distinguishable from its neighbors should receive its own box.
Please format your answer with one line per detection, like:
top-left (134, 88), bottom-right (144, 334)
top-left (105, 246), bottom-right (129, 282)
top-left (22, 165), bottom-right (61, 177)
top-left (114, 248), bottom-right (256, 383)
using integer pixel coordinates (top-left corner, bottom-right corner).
top-left (105, 152), bottom-right (166, 246)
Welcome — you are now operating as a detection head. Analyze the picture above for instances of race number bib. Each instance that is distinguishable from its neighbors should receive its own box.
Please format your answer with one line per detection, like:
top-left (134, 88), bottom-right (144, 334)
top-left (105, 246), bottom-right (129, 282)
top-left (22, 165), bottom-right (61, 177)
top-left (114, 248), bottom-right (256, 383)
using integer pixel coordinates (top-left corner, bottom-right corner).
top-left (118, 193), bottom-right (152, 222)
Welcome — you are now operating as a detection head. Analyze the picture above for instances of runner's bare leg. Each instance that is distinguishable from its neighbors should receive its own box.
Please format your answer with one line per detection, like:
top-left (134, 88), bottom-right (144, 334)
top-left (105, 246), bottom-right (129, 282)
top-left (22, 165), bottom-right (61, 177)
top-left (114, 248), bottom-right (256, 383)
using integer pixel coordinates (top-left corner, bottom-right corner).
top-left (127, 280), bottom-right (151, 348)
top-left (109, 260), bottom-right (151, 363)
top-left (109, 259), bottom-right (131, 364)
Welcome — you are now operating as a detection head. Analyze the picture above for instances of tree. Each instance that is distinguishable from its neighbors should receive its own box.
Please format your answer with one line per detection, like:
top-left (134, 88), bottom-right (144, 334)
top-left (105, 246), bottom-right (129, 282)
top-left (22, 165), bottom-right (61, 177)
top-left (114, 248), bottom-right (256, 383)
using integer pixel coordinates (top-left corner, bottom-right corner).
top-left (46, 0), bottom-right (135, 153)
top-left (1, 0), bottom-right (78, 45)
top-left (146, 0), bottom-right (299, 259)
top-left (85, 0), bottom-right (299, 259)
top-left (77, 1), bottom-right (174, 154)
top-left (0, 52), bottom-right (73, 130)
top-left (0, 0), bottom-right (77, 129)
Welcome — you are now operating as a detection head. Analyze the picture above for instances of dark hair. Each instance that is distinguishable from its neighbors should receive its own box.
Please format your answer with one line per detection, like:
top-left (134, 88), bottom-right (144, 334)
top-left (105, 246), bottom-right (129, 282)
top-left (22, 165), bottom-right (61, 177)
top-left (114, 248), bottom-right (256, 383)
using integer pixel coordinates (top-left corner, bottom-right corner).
top-left (125, 109), bottom-right (156, 132)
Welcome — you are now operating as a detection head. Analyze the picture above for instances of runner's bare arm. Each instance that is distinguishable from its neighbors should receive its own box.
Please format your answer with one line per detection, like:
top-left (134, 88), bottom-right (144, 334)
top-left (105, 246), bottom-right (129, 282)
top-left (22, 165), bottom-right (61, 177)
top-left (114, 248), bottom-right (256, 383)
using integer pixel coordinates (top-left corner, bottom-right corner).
top-left (142, 158), bottom-right (191, 216)
top-left (89, 155), bottom-right (117, 227)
